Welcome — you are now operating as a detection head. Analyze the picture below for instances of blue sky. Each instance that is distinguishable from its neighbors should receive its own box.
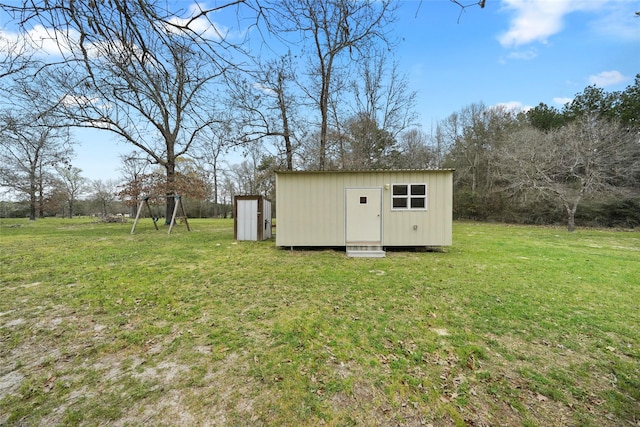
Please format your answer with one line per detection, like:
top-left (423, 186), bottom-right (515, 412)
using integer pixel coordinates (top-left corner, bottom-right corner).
top-left (396, 0), bottom-right (639, 121)
top-left (4, 0), bottom-right (640, 182)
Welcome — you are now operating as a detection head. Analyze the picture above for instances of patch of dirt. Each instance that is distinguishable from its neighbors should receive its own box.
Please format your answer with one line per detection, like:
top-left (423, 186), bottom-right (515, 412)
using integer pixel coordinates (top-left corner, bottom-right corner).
top-left (1, 318), bottom-right (26, 328)
top-left (133, 360), bottom-right (189, 383)
top-left (0, 371), bottom-right (24, 395)
top-left (113, 389), bottom-right (201, 427)
top-left (471, 332), bottom-right (629, 427)
top-left (112, 351), bottom-right (262, 426)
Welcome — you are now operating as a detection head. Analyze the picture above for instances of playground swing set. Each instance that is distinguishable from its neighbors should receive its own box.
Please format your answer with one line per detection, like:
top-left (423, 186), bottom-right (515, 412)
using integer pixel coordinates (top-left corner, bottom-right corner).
top-left (130, 194), bottom-right (191, 235)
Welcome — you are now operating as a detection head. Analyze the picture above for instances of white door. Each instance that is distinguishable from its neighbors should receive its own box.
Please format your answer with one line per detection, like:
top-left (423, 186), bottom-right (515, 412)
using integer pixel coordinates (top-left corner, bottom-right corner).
top-left (345, 188), bottom-right (382, 244)
top-left (237, 199), bottom-right (258, 240)
top-left (263, 200), bottom-right (272, 239)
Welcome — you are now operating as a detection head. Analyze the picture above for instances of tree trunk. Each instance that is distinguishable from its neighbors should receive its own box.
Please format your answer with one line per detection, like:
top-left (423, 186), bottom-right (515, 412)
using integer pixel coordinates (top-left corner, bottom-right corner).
top-left (29, 192), bottom-right (37, 221)
top-left (318, 55), bottom-right (334, 171)
top-left (29, 150), bottom-right (39, 221)
top-left (284, 134), bottom-right (293, 171)
top-left (276, 74), bottom-right (294, 171)
top-left (38, 180), bottom-right (44, 218)
top-left (319, 100), bottom-right (328, 170)
top-left (213, 162), bottom-right (219, 216)
top-left (566, 204), bottom-right (577, 232)
top-left (28, 175), bottom-right (37, 221)
top-left (165, 162), bottom-right (176, 225)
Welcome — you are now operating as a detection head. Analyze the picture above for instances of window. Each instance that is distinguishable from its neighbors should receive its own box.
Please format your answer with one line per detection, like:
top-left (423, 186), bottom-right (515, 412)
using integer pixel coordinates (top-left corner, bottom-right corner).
top-left (392, 184), bottom-right (427, 210)
top-left (360, 196), bottom-right (367, 204)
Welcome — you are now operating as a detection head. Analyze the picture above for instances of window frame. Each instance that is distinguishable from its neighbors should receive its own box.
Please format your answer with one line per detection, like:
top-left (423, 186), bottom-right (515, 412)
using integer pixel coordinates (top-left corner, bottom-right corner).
top-left (391, 183), bottom-right (428, 211)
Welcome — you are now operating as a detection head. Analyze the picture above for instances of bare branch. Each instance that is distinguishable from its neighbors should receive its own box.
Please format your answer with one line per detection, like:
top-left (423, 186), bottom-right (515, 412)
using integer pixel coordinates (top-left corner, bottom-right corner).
top-left (450, 0), bottom-right (487, 23)
top-left (1, 0), bottom-right (250, 220)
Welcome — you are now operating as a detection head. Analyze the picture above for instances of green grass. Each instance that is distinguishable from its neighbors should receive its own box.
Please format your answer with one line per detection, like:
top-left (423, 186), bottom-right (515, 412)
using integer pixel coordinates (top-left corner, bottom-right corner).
top-left (0, 218), bottom-right (638, 426)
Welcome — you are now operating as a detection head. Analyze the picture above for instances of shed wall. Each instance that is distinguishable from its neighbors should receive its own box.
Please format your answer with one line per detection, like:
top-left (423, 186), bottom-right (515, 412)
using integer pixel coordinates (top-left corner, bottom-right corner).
top-left (234, 195), bottom-right (272, 241)
top-left (236, 198), bottom-right (258, 240)
top-left (275, 170), bottom-right (452, 247)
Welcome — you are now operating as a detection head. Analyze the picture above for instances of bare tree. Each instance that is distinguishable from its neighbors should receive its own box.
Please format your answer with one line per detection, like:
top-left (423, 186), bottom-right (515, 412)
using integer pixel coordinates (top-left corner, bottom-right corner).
top-left (262, 0), bottom-right (397, 170)
top-left (54, 166), bottom-right (86, 218)
top-left (428, 124), bottom-right (451, 168)
top-left (90, 179), bottom-right (119, 217)
top-left (191, 117), bottom-right (235, 218)
top-left (227, 54), bottom-right (303, 170)
top-left (0, 110), bottom-right (73, 220)
top-left (117, 152), bottom-right (151, 217)
top-left (351, 49), bottom-right (418, 140)
top-left (497, 116), bottom-right (636, 231)
top-left (443, 103), bottom-right (517, 194)
top-left (413, 0), bottom-right (486, 23)
top-left (0, 27), bottom-right (37, 80)
top-left (397, 128), bottom-right (438, 169)
top-left (228, 142), bottom-right (265, 196)
top-left (331, 48), bottom-right (418, 170)
top-left (2, 0), bottom-right (248, 223)
top-left (441, 103), bottom-right (487, 195)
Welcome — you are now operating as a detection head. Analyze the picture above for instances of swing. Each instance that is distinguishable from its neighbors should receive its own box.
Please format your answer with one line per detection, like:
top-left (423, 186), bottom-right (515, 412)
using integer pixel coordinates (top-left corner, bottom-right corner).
top-left (130, 195), bottom-right (191, 235)
top-left (148, 198), bottom-right (162, 225)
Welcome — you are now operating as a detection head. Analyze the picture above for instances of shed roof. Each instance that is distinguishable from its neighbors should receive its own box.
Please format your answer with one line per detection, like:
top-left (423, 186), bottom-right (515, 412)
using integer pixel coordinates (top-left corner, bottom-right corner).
top-left (275, 169), bottom-right (455, 175)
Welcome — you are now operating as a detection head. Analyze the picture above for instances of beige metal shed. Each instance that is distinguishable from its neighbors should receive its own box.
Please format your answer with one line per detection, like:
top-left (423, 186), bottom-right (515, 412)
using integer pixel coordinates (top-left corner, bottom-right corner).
top-left (275, 170), bottom-right (453, 257)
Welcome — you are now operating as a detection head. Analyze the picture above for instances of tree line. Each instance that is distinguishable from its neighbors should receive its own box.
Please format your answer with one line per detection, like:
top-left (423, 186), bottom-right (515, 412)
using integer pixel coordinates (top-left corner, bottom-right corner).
top-left (439, 79), bottom-right (640, 230)
top-left (1, 1), bottom-right (638, 230)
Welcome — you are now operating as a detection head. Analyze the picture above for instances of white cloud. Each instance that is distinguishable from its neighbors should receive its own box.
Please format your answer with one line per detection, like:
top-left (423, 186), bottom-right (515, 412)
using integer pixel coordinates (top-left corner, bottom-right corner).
top-left (61, 94), bottom-right (99, 108)
top-left (26, 25), bottom-right (72, 55)
top-left (494, 101), bottom-right (532, 113)
top-left (252, 82), bottom-right (277, 96)
top-left (1, 24), bottom-right (88, 60)
top-left (553, 97), bottom-right (573, 106)
top-left (166, 3), bottom-right (241, 41)
top-left (498, 0), bottom-right (612, 47)
top-left (590, 3), bottom-right (640, 41)
top-left (588, 70), bottom-right (627, 87)
top-left (506, 48), bottom-right (538, 60)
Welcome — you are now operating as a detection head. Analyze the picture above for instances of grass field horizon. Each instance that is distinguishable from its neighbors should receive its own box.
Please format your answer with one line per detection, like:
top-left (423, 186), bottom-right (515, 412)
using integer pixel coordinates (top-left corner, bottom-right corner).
top-left (1, 218), bottom-right (638, 426)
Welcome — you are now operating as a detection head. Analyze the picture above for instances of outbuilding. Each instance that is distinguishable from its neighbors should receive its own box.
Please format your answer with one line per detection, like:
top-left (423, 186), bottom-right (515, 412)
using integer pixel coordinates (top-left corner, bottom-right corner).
top-left (275, 169), bottom-right (453, 257)
top-left (234, 195), bottom-right (272, 241)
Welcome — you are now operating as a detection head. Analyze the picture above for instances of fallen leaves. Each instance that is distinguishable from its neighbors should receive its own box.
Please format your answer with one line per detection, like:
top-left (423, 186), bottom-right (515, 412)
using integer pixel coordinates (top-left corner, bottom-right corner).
top-left (42, 375), bottom-right (56, 393)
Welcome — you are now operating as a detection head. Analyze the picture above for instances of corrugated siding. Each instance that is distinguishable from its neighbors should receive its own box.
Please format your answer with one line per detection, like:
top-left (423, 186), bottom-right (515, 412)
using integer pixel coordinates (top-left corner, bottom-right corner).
top-left (382, 171), bottom-right (453, 246)
top-left (237, 199), bottom-right (258, 240)
top-left (276, 173), bottom-right (345, 246)
top-left (276, 170), bottom-right (453, 247)
top-left (263, 200), bottom-right (272, 240)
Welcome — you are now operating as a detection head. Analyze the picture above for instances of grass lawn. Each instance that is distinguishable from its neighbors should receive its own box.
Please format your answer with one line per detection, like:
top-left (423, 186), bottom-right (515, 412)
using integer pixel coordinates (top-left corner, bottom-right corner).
top-left (0, 218), bottom-right (638, 426)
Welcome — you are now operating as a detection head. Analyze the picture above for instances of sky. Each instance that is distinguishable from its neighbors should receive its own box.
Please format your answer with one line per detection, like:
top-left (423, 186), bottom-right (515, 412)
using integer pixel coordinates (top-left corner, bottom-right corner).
top-left (3, 0), bottom-right (640, 183)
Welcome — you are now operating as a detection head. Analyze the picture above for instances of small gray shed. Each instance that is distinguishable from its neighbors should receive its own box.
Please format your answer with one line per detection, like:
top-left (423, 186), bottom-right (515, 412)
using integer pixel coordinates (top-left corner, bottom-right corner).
top-left (234, 195), bottom-right (272, 241)
top-left (275, 170), bottom-right (453, 257)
